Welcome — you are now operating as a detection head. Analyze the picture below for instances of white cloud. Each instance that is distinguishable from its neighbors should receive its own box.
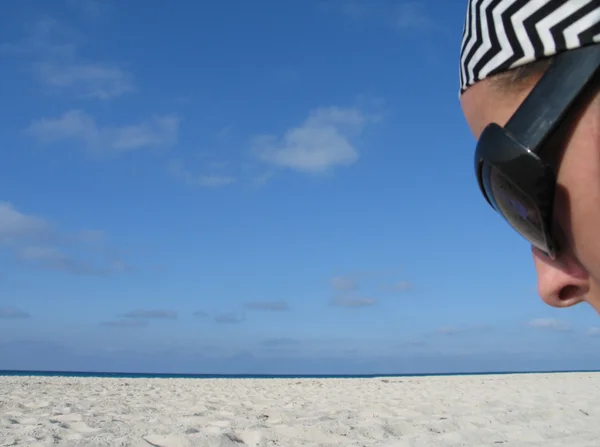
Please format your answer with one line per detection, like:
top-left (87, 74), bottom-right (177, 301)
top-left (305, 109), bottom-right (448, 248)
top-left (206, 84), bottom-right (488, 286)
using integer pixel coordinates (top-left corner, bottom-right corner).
top-left (26, 110), bottom-right (179, 154)
top-left (436, 327), bottom-right (464, 336)
top-left (196, 174), bottom-right (236, 187)
top-left (262, 337), bottom-right (301, 347)
top-left (1, 18), bottom-right (133, 99)
top-left (215, 312), bottom-right (246, 324)
top-left (0, 19), bottom-right (74, 57)
top-left (16, 245), bottom-right (68, 262)
top-left (66, 0), bottom-right (112, 18)
top-left (122, 310), bottom-right (178, 320)
top-left (329, 269), bottom-right (405, 294)
top-left (330, 275), bottom-right (359, 292)
top-left (434, 324), bottom-right (494, 337)
top-left (0, 202), bottom-right (51, 244)
top-left (37, 63), bottom-right (133, 100)
top-left (0, 306), bottom-right (31, 319)
top-left (110, 116), bottom-right (179, 151)
top-left (77, 229), bottom-right (106, 243)
top-left (528, 318), bottom-right (571, 332)
top-left (169, 160), bottom-right (236, 188)
top-left (587, 327), bottom-right (600, 336)
top-left (318, 0), bottom-right (373, 21)
top-left (320, 1), bottom-right (435, 31)
top-left (394, 2), bottom-right (435, 30)
top-left (383, 281), bottom-right (412, 293)
top-left (215, 125), bottom-right (234, 143)
top-left (254, 106), bottom-right (370, 174)
top-left (330, 295), bottom-right (377, 308)
top-left (26, 109), bottom-right (98, 142)
top-left (244, 300), bottom-right (289, 311)
top-left (0, 201), bottom-right (129, 276)
top-left (101, 319), bottom-right (148, 328)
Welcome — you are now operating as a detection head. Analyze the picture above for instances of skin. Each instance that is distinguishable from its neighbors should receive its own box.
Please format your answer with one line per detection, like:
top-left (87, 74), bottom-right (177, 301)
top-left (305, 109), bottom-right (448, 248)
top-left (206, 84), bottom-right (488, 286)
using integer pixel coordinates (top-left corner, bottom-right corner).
top-left (461, 73), bottom-right (600, 313)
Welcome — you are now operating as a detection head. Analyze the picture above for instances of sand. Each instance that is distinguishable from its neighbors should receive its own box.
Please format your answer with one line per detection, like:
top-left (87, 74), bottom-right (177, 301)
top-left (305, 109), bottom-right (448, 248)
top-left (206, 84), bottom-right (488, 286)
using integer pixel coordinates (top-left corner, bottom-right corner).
top-left (1, 372), bottom-right (600, 446)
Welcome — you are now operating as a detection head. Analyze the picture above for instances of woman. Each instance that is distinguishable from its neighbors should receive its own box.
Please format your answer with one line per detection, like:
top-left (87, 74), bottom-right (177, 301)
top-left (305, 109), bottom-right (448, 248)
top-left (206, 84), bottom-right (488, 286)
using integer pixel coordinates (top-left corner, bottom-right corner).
top-left (458, 0), bottom-right (600, 312)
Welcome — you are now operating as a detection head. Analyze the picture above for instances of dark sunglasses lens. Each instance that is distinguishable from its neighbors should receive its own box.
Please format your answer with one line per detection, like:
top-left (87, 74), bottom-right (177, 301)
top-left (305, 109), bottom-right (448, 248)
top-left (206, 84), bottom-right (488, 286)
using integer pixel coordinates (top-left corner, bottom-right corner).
top-left (488, 166), bottom-right (550, 253)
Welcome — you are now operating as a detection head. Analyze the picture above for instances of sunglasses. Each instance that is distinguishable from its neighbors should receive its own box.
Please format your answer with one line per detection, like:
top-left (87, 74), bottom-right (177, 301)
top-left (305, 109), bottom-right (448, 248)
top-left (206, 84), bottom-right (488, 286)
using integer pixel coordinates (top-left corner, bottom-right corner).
top-left (474, 43), bottom-right (600, 260)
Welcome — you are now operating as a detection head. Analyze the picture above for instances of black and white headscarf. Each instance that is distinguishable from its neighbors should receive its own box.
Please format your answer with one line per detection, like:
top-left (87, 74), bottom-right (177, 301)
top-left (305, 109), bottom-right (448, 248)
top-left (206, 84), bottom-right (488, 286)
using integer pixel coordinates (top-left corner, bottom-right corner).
top-left (459, 0), bottom-right (600, 95)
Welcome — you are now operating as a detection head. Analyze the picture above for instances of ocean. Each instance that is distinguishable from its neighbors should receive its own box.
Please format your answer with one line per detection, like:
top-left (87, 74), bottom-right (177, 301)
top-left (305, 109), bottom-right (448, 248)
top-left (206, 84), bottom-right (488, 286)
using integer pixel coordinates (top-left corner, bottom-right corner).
top-left (0, 369), bottom-right (595, 379)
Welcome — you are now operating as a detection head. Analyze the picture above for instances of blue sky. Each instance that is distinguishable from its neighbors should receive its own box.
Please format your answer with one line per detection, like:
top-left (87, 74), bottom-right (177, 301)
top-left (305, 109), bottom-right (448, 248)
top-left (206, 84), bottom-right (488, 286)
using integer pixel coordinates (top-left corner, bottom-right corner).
top-left (0, 0), bottom-right (598, 375)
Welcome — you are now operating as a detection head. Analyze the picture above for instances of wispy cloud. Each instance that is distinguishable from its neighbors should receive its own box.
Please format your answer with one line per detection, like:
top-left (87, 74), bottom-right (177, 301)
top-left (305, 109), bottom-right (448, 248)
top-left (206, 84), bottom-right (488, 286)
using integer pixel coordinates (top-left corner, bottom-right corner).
top-left (587, 327), bottom-right (600, 336)
top-left (168, 160), bottom-right (236, 188)
top-left (331, 268), bottom-right (401, 285)
top-left (434, 324), bottom-right (494, 336)
top-left (262, 337), bottom-right (301, 347)
top-left (382, 281), bottom-right (412, 293)
top-left (0, 202), bottom-right (51, 241)
top-left (527, 318), bottom-right (571, 332)
top-left (244, 300), bottom-right (289, 312)
top-left (318, 0), bottom-right (373, 21)
top-left (253, 106), bottom-right (373, 174)
top-left (320, 1), bottom-right (435, 32)
top-left (0, 201), bottom-right (129, 276)
top-left (393, 3), bottom-right (435, 31)
top-left (66, 0), bottom-right (112, 18)
top-left (38, 64), bottom-right (133, 100)
top-left (101, 319), bottom-right (148, 328)
top-left (1, 18), bottom-right (133, 100)
top-left (399, 340), bottom-right (427, 348)
top-left (14, 245), bottom-right (126, 276)
top-left (193, 311), bottom-right (209, 319)
top-left (122, 310), bottom-right (178, 320)
top-left (328, 269), bottom-right (407, 307)
top-left (26, 110), bottom-right (179, 155)
top-left (214, 312), bottom-right (245, 324)
top-left (215, 125), bottom-right (234, 143)
top-left (330, 295), bottom-right (377, 308)
top-left (330, 275), bottom-right (359, 292)
top-left (436, 327), bottom-right (464, 336)
top-left (0, 307), bottom-right (31, 319)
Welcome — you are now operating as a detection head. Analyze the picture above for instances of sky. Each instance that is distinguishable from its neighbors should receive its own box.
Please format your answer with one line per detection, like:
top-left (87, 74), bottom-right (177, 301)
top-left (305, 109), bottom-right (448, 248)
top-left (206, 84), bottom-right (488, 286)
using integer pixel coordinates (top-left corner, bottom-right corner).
top-left (0, 0), bottom-right (599, 375)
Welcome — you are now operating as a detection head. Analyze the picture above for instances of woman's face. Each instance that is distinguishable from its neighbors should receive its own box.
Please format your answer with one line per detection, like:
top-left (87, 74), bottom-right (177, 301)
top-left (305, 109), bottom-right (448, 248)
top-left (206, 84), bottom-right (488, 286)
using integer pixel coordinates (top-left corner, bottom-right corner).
top-left (461, 75), bottom-right (600, 314)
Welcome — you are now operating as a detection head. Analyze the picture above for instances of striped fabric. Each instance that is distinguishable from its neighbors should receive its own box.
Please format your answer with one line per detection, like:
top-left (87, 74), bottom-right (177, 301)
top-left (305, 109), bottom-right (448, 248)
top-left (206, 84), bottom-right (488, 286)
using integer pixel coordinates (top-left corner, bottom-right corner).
top-left (459, 0), bottom-right (600, 95)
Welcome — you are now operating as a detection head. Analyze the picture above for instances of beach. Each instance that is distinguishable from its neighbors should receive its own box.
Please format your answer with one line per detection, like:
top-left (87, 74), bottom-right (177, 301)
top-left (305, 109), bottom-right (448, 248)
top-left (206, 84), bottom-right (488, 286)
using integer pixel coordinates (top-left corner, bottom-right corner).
top-left (1, 373), bottom-right (600, 446)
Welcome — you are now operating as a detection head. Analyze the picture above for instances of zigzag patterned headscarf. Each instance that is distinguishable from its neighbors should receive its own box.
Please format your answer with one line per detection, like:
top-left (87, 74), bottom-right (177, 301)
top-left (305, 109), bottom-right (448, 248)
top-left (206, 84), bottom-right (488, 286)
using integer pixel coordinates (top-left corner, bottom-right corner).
top-left (459, 0), bottom-right (600, 95)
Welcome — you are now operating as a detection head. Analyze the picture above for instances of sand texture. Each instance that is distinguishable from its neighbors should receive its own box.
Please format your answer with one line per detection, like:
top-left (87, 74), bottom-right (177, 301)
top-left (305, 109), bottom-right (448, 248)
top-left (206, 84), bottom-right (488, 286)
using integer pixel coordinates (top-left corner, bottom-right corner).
top-left (1, 372), bottom-right (600, 446)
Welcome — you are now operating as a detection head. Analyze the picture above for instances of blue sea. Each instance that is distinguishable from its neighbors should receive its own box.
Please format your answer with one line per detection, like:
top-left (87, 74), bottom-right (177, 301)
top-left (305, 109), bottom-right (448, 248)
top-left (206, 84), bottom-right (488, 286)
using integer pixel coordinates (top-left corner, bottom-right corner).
top-left (1, 369), bottom-right (597, 379)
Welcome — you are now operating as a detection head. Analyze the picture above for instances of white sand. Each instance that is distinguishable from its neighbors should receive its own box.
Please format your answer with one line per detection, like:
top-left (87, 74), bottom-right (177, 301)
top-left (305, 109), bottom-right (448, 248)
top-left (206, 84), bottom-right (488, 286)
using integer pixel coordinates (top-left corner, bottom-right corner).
top-left (1, 373), bottom-right (599, 446)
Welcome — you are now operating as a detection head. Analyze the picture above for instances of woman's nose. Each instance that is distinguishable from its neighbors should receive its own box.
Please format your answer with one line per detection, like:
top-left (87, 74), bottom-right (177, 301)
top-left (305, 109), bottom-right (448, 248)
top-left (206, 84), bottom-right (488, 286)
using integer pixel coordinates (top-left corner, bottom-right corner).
top-left (532, 246), bottom-right (589, 308)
